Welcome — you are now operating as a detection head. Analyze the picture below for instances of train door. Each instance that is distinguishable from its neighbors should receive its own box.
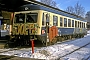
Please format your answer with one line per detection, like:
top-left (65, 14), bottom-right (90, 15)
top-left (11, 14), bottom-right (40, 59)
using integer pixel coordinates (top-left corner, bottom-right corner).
top-left (41, 12), bottom-right (50, 46)
top-left (42, 13), bottom-right (50, 26)
top-left (43, 13), bottom-right (58, 46)
top-left (0, 20), bottom-right (1, 30)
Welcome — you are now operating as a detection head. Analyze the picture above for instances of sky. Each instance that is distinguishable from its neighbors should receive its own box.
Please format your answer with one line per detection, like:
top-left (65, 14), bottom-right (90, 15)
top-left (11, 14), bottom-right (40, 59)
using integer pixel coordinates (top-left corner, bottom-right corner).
top-left (55, 0), bottom-right (90, 12)
top-left (37, 0), bottom-right (90, 13)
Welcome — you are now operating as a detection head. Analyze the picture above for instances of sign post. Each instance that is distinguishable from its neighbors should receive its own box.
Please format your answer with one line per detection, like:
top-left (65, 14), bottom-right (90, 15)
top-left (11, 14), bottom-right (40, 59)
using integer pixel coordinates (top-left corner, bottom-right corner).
top-left (28, 29), bottom-right (34, 54)
top-left (31, 39), bottom-right (34, 53)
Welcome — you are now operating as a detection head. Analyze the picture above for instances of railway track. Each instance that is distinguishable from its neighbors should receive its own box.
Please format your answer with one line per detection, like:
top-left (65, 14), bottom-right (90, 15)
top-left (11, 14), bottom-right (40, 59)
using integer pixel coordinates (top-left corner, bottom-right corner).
top-left (86, 56), bottom-right (90, 60)
top-left (57, 42), bottom-right (90, 60)
top-left (0, 48), bottom-right (21, 53)
top-left (0, 55), bottom-right (43, 60)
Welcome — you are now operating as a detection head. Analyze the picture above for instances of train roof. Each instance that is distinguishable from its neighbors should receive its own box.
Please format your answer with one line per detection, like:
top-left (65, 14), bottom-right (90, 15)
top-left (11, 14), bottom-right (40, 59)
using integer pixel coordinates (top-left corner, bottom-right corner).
top-left (17, 3), bottom-right (86, 22)
top-left (0, 0), bottom-right (86, 22)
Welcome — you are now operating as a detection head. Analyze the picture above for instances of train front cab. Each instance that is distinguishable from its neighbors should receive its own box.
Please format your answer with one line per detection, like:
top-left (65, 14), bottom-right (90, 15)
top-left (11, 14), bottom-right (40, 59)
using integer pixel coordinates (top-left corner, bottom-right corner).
top-left (10, 10), bottom-right (44, 47)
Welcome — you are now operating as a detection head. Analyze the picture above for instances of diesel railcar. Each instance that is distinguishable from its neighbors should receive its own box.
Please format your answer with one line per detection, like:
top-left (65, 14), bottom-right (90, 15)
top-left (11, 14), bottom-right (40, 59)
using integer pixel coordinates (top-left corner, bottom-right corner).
top-left (1, 3), bottom-right (87, 47)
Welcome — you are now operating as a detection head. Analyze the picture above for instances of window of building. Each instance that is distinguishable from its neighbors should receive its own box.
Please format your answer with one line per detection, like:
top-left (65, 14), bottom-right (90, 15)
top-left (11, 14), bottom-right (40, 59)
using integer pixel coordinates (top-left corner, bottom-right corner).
top-left (64, 18), bottom-right (67, 27)
top-left (53, 15), bottom-right (58, 26)
top-left (68, 19), bottom-right (71, 27)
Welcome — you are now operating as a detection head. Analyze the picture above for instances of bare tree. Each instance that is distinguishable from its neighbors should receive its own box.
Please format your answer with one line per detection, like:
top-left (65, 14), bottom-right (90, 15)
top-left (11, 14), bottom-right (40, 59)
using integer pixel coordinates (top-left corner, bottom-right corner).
top-left (74, 2), bottom-right (85, 17)
top-left (86, 11), bottom-right (90, 22)
top-left (40, 0), bottom-right (57, 8)
top-left (65, 2), bottom-right (85, 17)
top-left (66, 6), bottom-right (74, 14)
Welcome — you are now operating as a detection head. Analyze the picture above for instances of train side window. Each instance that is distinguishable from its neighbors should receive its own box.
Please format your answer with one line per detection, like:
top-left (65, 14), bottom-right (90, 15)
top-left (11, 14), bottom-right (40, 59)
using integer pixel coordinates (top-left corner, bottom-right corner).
top-left (72, 20), bottom-right (74, 27)
top-left (78, 21), bottom-right (79, 28)
top-left (26, 13), bottom-right (38, 23)
top-left (82, 23), bottom-right (83, 28)
top-left (87, 24), bottom-right (90, 28)
top-left (60, 17), bottom-right (63, 26)
top-left (42, 13), bottom-right (44, 25)
top-left (53, 15), bottom-right (58, 26)
top-left (80, 22), bottom-right (81, 28)
top-left (75, 21), bottom-right (77, 27)
top-left (68, 19), bottom-right (71, 27)
top-left (15, 13), bottom-right (25, 23)
top-left (0, 20), bottom-right (1, 25)
top-left (64, 18), bottom-right (67, 27)
top-left (84, 23), bottom-right (85, 28)
top-left (0, 20), bottom-right (1, 29)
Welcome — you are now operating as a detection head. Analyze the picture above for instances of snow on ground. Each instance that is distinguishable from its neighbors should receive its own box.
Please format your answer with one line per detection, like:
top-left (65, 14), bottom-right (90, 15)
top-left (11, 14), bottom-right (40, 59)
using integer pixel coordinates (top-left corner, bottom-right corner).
top-left (88, 57), bottom-right (90, 60)
top-left (0, 30), bottom-right (90, 60)
top-left (87, 30), bottom-right (90, 34)
top-left (62, 43), bottom-right (90, 60)
top-left (84, 30), bottom-right (90, 37)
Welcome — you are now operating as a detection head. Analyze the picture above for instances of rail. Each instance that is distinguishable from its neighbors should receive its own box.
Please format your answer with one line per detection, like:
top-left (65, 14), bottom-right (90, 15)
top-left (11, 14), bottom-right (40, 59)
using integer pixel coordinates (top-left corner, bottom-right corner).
top-left (57, 42), bottom-right (90, 60)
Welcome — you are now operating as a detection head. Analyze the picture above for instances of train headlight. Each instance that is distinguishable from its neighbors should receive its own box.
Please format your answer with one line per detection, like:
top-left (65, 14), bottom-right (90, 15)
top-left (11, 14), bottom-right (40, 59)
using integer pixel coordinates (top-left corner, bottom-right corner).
top-left (25, 7), bottom-right (29, 10)
top-left (42, 30), bottom-right (45, 34)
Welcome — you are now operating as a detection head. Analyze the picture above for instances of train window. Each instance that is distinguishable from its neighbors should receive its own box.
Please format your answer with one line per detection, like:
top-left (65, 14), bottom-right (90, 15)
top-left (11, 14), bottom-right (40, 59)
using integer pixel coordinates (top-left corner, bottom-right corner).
top-left (0, 20), bottom-right (1, 29)
top-left (0, 20), bottom-right (1, 25)
top-left (84, 23), bottom-right (85, 28)
top-left (53, 16), bottom-right (58, 26)
top-left (78, 21), bottom-right (79, 28)
top-left (80, 22), bottom-right (81, 28)
top-left (87, 25), bottom-right (90, 28)
top-left (68, 19), bottom-right (71, 27)
top-left (64, 18), bottom-right (67, 27)
top-left (60, 17), bottom-right (63, 26)
top-left (75, 21), bottom-right (77, 27)
top-left (72, 20), bottom-right (74, 27)
top-left (15, 13), bottom-right (25, 23)
top-left (42, 13), bottom-right (44, 25)
top-left (82, 22), bottom-right (83, 28)
top-left (26, 13), bottom-right (38, 23)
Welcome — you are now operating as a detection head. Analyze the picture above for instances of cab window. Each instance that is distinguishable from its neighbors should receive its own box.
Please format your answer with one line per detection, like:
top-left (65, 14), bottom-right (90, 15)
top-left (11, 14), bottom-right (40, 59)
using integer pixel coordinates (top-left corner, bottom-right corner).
top-left (15, 13), bottom-right (25, 23)
top-left (26, 13), bottom-right (38, 23)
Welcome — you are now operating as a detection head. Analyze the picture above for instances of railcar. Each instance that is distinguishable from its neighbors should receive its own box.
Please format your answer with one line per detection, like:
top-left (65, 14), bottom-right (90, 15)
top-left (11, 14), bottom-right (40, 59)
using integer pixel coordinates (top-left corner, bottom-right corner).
top-left (1, 3), bottom-right (87, 47)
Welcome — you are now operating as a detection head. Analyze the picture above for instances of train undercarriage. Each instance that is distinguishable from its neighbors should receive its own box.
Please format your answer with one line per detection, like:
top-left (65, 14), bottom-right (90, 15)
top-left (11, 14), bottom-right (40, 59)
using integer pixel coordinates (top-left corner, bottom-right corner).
top-left (3, 33), bottom-right (85, 48)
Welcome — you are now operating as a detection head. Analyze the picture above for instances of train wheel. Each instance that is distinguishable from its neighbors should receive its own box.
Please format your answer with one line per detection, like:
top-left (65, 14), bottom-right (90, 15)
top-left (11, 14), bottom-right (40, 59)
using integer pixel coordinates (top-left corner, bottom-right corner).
top-left (57, 36), bottom-right (62, 42)
top-left (51, 37), bottom-right (57, 45)
top-left (4, 43), bottom-right (9, 48)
